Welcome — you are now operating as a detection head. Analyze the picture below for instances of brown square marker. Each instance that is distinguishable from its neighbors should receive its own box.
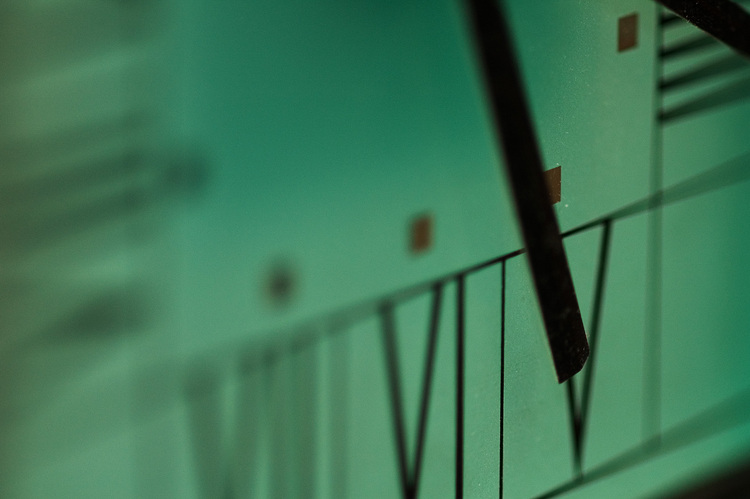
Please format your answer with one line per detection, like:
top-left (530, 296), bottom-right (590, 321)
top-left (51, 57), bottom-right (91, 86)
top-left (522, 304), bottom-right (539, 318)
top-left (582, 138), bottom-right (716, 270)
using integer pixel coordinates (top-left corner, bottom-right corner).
top-left (410, 214), bottom-right (432, 253)
top-left (545, 166), bottom-right (561, 205)
top-left (618, 13), bottom-right (639, 52)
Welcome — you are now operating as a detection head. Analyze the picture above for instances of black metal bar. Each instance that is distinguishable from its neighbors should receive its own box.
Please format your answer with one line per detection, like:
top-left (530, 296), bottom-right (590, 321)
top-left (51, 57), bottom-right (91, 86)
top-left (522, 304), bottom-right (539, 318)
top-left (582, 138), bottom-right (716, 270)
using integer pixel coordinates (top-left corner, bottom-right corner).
top-left (656, 0), bottom-right (750, 58)
top-left (462, 0), bottom-right (588, 383)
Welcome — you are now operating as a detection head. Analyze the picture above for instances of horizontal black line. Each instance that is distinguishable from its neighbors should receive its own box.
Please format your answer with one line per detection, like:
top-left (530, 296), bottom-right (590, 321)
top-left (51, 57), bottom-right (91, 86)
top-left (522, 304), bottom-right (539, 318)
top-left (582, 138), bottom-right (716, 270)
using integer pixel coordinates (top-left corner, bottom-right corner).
top-left (660, 54), bottom-right (749, 91)
top-left (660, 35), bottom-right (717, 59)
top-left (660, 74), bottom-right (750, 122)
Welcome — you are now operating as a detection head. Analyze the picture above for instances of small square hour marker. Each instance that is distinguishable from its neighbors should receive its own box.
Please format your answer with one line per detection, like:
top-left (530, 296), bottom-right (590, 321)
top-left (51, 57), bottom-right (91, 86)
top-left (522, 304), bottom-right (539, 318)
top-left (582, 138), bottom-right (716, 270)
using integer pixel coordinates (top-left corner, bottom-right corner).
top-left (263, 261), bottom-right (296, 308)
top-left (410, 214), bottom-right (433, 254)
top-left (545, 166), bottom-right (561, 205)
top-left (618, 13), bottom-right (639, 52)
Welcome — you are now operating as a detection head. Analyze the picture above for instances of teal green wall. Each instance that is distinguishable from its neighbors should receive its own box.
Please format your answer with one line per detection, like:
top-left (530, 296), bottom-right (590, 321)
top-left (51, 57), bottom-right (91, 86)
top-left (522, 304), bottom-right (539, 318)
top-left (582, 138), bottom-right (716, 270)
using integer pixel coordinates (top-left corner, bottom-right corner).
top-left (1, 0), bottom-right (750, 497)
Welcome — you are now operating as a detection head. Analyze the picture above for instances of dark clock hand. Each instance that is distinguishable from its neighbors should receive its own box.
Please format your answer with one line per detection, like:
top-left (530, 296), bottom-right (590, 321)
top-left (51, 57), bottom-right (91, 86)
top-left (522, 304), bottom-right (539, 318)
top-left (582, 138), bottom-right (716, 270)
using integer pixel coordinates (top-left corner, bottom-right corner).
top-left (656, 0), bottom-right (750, 58)
top-left (462, 0), bottom-right (589, 382)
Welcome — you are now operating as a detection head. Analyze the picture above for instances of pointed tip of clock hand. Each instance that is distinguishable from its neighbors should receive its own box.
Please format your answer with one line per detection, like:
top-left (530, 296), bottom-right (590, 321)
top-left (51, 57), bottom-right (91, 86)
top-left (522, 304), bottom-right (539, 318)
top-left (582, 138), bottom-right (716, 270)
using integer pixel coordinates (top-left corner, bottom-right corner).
top-left (545, 296), bottom-right (589, 383)
top-left (554, 334), bottom-right (589, 383)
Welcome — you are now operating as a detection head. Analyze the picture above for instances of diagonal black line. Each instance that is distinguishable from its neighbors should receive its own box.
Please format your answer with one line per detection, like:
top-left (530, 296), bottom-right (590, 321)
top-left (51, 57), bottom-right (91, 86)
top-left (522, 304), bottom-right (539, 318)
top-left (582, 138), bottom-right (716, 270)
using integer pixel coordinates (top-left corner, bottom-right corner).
top-left (564, 150), bottom-right (750, 238)
top-left (566, 379), bottom-right (583, 477)
top-left (656, 0), bottom-right (750, 58)
top-left (379, 303), bottom-right (411, 499)
top-left (456, 275), bottom-right (466, 499)
top-left (660, 75), bottom-right (750, 122)
top-left (578, 220), bottom-right (614, 463)
top-left (660, 54), bottom-right (749, 91)
top-left (661, 152), bottom-right (750, 206)
top-left (661, 34), bottom-right (718, 59)
top-left (499, 261), bottom-right (506, 499)
top-left (563, 221), bottom-right (614, 478)
top-left (410, 283), bottom-right (444, 497)
top-left (463, 0), bottom-right (588, 383)
top-left (380, 287), bottom-right (445, 499)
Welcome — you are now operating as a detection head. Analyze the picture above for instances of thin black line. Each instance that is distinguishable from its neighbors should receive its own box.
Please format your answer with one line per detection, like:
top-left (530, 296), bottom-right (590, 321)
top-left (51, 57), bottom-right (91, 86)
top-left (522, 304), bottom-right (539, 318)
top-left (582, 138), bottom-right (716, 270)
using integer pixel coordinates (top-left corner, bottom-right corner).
top-left (463, 0), bottom-right (588, 383)
top-left (456, 276), bottom-right (466, 499)
top-left (578, 220), bottom-right (614, 464)
top-left (378, 287), bottom-right (445, 499)
top-left (411, 284), bottom-right (444, 497)
top-left (499, 261), bottom-right (506, 499)
top-left (380, 304), bottom-right (411, 498)
top-left (656, 0), bottom-right (750, 58)
top-left (566, 380), bottom-right (583, 477)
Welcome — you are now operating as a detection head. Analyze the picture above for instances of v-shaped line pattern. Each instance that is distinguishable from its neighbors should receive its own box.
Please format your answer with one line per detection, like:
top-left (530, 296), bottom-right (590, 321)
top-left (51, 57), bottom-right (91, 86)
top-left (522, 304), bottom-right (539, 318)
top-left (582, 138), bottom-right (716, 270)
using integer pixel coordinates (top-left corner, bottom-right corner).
top-left (379, 284), bottom-right (444, 499)
top-left (565, 221), bottom-right (614, 476)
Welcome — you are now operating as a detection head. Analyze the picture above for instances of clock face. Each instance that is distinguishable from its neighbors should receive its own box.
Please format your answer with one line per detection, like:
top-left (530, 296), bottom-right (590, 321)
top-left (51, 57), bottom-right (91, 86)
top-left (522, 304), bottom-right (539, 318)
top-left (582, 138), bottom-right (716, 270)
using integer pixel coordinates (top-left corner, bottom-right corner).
top-left (2, 0), bottom-right (750, 498)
